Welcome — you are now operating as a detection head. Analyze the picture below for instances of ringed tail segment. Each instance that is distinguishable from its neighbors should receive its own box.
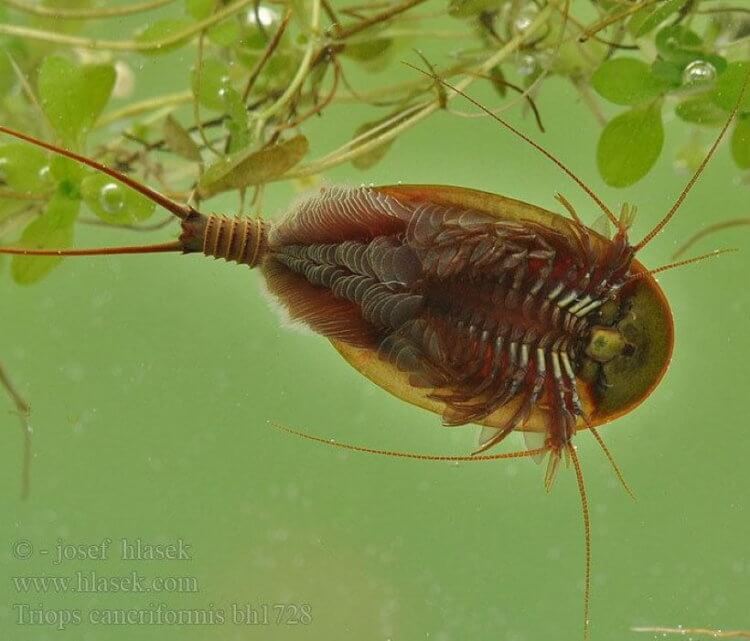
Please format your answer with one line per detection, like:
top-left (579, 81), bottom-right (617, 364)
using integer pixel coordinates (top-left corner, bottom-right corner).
top-left (0, 124), bottom-right (270, 268)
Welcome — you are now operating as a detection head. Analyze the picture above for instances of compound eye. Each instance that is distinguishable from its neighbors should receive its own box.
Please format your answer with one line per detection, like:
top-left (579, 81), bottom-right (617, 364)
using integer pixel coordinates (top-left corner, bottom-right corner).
top-left (586, 326), bottom-right (627, 363)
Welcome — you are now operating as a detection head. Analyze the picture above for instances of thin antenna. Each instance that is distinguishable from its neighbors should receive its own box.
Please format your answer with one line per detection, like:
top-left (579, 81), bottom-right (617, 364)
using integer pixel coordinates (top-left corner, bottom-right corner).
top-left (634, 70), bottom-right (750, 252)
top-left (404, 62), bottom-right (622, 231)
top-left (629, 248), bottom-right (738, 280)
top-left (568, 444), bottom-right (592, 641)
top-left (589, 427), bottom-right (636, 499)
top-left (0, 241), bottom-right (184, 258)
top-left (0, 125), bottom-right (194, 220)
top-left (271, 421), bottom-right (548, 462)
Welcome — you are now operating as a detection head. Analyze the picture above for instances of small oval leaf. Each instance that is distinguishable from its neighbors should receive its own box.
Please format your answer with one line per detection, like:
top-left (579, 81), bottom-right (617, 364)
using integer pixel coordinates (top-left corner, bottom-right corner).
top-left (38, 56), bottom-right (116, 146)
top-left (675, 94), bottom-right (727, 125)
top-left (597, 103), bottom-right (664, 188)
top-left (0, 144), bottom-right (52, 193)
top-left (628, 0), bottom-right (689, 38)
top-left (712, 62), bottom-right (750, 113)
top-left (191, 57), bottom-right (233, 111)
top-left (198, 135), bottom-right (308, 197)
top-left (11, 193), bottom-right (78, 285)
top-left (655, 25), bottom-right (703, 65)
top-left (135, 18), bottom-right (193, 55)
top-left (592, 58), bottom-right (667, 105)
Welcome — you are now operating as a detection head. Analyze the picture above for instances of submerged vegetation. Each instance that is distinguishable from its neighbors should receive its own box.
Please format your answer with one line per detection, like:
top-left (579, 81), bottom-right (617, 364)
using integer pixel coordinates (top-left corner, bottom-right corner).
top-left (0, 0), bottom-right (747, 286)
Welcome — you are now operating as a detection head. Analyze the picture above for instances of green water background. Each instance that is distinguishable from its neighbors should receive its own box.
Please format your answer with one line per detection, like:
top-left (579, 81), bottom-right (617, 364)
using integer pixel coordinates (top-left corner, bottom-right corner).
top-left (1, 3), bottom-right (749, 640)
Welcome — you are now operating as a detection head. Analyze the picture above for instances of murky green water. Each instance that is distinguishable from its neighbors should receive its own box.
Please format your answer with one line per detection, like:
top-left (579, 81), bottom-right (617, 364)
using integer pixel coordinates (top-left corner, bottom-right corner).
top-left (2, 7), bottom-right (748, 641)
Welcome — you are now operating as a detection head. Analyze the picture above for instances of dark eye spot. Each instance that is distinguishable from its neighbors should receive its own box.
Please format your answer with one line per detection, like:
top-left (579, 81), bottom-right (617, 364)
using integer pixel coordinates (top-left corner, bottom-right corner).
top-left (623, 343), bottom-right (636, 357)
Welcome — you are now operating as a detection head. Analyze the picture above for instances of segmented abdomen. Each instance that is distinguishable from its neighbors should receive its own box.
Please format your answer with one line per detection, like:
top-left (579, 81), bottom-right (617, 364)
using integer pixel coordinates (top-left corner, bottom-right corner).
top-left (262, 187), bottom-right (632, 449)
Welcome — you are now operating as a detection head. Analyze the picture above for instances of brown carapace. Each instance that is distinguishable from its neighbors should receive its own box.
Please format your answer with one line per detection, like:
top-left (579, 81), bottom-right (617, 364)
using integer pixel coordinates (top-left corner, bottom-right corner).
top-left (0, 71), bottom-right (745, 641)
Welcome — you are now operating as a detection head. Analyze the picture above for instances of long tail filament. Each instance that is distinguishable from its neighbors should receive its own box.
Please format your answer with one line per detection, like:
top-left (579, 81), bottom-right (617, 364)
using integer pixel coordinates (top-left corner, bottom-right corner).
top-left (568, 444), bottom-right (592, 641)
top-left (271, 421), bottom-right (548, 462)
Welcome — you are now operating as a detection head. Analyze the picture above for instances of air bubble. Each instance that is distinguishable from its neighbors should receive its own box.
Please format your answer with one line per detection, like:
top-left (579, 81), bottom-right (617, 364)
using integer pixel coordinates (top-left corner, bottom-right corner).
top-left (38, 165), bottom-right (51, 183)
top-left (513, 4), bottom-right (538, 33)
top-left (99, 182), bottom-right (125, 215)
top-left (516, 53), bottom-right (538, 77)
top-left (243, 5), bottom-right (278, 28)
top-left (682, 60), bottom-right (717, 85)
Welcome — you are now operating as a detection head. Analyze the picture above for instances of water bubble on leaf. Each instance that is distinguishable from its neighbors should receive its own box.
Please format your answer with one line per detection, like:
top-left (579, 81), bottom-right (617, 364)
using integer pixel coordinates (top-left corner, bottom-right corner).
top-left (81, 173), bottom-right (154, 223)
top-left (38, 165), bottom-right (52, 183)
top-left (99, 183), bottom-right (125, 215)
top-left (682, 60), bottom-right (717, 85)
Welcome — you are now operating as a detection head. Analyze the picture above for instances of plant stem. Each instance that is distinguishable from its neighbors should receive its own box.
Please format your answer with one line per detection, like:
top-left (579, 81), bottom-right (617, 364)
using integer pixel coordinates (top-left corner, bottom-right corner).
top-left (0, 0), bottom-right (255, 52)
top-left (3, 0), bottom-right (177, 19)
top-left (0, 361), bottom-right (31, 500)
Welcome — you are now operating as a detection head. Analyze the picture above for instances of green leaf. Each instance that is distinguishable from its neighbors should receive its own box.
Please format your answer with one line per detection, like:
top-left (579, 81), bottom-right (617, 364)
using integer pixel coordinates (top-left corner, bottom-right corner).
top-left (732, 116), bottom-right (750, 169)
top-left (597, 103), bottom-right (664, 187)
top-left (712, 62), bottom-right (750, 113)
top-left (0, 144), bottom-right (53, 193)
top-left (655, 25), bottom-right (702, 65)
top-left (592, 58), bottom-right (668, 106)
top-left (191, 57), bottom-right (232, 111)
top-left (135, 18), bottom-right (193, 55)
top-left (80, 173), bottom-right (156, 224)
top-left (650, 59), bottom-right (683, 87)
top-left (50, 155), bottom-right (87, 191)
top-left (343, 38), bottom-right (393, 72)
top-left (221, 86), bottom-right (251, 153)
top-left (186, 0), bottom-right (213, 19)
top-left (11, 193), bottom-right (78, 285)
top-left (628, 0), bottom-right (689, 38)
top-left (208, 18), bottom-right (241, 46)
top-left (163, 115), bottom-right (202, 162)
top-left (38, 56), bottom-right (115, 147)
top-left (198, 135), bottom-right (308, 197)
top-left (447, 0), bottom-right (498, 18)
top-left (187, 0), bottom-right (241, 42)
top-left (675, 94), bottom-right (726, 126)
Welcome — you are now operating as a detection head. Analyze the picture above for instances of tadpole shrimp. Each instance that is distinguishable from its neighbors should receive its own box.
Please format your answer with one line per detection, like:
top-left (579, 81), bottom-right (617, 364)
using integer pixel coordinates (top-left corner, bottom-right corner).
top-left (0, 68), bottom-right (747, 640)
